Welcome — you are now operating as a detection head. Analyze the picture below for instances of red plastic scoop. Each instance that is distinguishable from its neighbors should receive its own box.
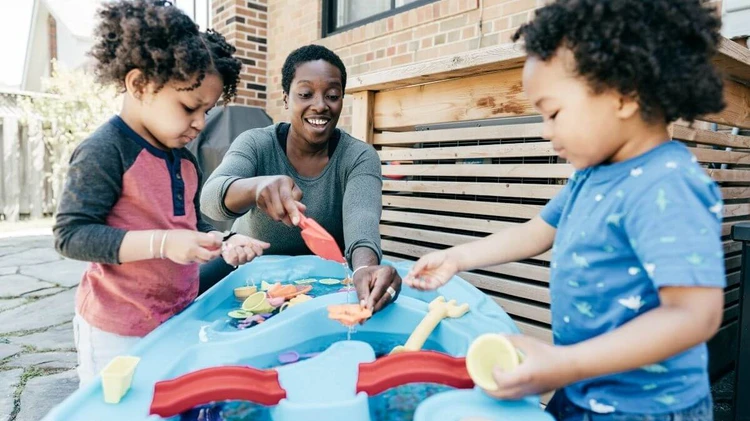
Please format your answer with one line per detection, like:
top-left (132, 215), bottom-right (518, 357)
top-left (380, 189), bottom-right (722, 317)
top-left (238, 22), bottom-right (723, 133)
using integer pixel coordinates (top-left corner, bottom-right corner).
top-left (297, 214), bottom-right (345, 263)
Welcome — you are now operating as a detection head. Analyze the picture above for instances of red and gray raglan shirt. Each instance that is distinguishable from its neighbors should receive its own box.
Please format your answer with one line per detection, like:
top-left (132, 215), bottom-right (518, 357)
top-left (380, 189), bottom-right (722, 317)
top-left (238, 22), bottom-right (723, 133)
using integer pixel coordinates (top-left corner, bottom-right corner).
top-left (54, 116), bottom-right (215, 337)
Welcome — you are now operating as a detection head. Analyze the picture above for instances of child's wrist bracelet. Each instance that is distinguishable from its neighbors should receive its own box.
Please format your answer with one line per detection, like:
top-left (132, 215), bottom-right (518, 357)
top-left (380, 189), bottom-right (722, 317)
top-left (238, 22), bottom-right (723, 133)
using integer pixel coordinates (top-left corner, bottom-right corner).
top-left (159, 231), bottom-right (168, 259)
top-left (149, 231), bottom-right (156, 259)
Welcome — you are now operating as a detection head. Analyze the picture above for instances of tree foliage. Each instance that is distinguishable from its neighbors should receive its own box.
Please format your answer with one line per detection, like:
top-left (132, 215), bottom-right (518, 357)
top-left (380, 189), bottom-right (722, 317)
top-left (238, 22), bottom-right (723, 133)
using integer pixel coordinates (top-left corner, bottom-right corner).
top-left (20, 60), bottom-right (120, 209)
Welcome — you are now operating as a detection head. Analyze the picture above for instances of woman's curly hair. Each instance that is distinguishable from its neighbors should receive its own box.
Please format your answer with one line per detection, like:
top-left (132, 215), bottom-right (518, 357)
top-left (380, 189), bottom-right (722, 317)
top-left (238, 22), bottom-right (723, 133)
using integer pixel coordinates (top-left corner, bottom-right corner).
top-left (512, 0), bottom-right (725, 124)
top-left (90, 0), bottom-right (242, 103)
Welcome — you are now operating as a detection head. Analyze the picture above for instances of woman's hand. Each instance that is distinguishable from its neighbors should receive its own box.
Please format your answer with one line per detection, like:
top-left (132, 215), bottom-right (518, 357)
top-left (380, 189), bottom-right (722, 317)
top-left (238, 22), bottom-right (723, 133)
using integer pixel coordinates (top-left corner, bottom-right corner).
top-left (163, 230), bottom-right (222, 264)
top-left (353, 265), bottom-right (402, 313)
top-left (404, 249), bottom-right (461, 290)
top-left (221, 234), bottom-right (271, 267)
top-left (255, 176), bottom-right (307, 226)
top-left (484, 335), bottom-right (578, 400)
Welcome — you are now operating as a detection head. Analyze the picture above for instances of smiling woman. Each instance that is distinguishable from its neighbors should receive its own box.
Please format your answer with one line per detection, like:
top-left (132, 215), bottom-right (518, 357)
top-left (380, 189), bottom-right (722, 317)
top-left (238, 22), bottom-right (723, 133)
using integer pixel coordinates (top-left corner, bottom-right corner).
top-left (200, 45), bottom-right (403, 314)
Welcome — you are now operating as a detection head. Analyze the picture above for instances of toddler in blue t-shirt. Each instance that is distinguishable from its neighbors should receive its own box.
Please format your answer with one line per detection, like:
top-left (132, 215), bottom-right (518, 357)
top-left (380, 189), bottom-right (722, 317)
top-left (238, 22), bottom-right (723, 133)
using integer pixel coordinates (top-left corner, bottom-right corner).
top-left (405, 0), bottom-right (726, 419)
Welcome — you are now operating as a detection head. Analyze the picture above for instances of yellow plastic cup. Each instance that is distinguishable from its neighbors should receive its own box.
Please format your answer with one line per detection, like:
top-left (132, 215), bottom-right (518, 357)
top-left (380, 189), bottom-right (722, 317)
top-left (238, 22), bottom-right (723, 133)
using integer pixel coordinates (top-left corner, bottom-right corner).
top-left (290, 294), bottom-right (312, 305)
top-left (242, 292), bottom-right (274, 314)
top-left (279, 294), bottom-right (313, 312)
top-left (233, 286), bottom-right (258, 301)
top-left (101, 356), bottom-right (140, 404)
top-left (465, 334), bottom-right (521, 391)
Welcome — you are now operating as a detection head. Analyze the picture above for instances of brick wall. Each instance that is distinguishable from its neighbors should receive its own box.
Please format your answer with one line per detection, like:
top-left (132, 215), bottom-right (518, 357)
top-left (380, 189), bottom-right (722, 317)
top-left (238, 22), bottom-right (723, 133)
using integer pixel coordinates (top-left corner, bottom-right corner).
top-left (214, 0), bottom-right (725, 132)
top-left (212, 0), bottom-right (269, 107)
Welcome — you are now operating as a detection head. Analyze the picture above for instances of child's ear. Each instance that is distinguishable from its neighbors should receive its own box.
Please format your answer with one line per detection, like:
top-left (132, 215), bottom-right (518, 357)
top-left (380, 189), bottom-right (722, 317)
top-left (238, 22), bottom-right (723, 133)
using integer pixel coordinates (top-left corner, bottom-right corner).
top-left (617, 94), bottom-right (640, 120)
top-left (124, 69), bottom-right (148, 100)
top-left (282, 92), bottom-right (289, 109)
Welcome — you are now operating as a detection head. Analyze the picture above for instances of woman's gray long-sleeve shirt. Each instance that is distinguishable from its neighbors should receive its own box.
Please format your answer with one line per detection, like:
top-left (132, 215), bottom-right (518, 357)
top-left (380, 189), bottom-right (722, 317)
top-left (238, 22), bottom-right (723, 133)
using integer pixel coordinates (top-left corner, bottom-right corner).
top-left (200, 124), bottom-right (382, 265)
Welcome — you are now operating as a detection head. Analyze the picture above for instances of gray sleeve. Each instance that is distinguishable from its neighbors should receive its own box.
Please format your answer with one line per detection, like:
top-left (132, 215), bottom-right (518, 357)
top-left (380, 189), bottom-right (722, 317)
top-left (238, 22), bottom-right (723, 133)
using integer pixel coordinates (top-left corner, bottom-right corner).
top-left (200, 130), bottom-right (260, 221)
top-left (184, 150), bottom-right (216, 233)
top-left (53, 138), bottom-right (127, 264)
top-left (343, 145), bottom-right (383, 265)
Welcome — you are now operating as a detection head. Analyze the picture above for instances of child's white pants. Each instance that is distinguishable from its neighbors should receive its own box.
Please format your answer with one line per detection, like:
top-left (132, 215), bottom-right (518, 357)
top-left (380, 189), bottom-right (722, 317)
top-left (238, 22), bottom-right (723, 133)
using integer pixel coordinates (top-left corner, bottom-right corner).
top-left (73, 313), bottom-right (141, 387)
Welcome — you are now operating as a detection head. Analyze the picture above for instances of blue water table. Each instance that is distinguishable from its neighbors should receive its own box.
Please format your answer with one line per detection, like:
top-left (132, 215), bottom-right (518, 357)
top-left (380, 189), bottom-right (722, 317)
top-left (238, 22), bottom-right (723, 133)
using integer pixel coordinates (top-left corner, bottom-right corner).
top-left (42, 256), bottom-right (554, 421)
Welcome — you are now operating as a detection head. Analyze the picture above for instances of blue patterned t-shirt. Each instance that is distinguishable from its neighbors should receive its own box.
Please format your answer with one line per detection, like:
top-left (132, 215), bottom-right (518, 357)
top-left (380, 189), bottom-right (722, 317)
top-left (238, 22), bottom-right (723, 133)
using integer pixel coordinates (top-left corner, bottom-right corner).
top-left (540, 141), bottom-right (725, 414)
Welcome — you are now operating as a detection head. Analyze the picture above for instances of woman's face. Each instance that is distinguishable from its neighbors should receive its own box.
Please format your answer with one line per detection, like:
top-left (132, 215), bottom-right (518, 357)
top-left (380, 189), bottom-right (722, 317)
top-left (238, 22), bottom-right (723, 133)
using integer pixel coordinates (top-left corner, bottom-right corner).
top-left (285, 60), bottom-right (344, 147)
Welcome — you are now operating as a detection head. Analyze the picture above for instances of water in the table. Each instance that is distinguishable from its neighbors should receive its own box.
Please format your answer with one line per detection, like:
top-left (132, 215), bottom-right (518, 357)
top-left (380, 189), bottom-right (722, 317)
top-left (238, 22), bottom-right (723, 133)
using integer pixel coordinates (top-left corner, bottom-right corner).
top-left (178, 332), bottom-right (452, 421)
top-left (206, 273), bottom-right (351, 329)
top-left (343, 262), bottom-right (355, 340)
top-left (183, 273), bottom-right (448, 420)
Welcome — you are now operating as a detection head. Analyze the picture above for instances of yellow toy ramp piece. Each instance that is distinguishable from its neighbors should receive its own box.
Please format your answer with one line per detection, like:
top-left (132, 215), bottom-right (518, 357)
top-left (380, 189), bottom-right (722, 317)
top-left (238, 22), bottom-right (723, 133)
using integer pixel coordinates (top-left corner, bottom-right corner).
top-left (446, 301), bottom-right (470, 318)
top-left (427, 296), bottom-right (470, 318)
top-left (465, 333), bottom-right (521, 391)
top-left (101, 356), bottom-right (140, 404)
top-left (389, 345), bottom-right (407, 355)
top-left (427, 296), bottom-right (447, 311)
top-left (391, 296), bottom-right (470, 354)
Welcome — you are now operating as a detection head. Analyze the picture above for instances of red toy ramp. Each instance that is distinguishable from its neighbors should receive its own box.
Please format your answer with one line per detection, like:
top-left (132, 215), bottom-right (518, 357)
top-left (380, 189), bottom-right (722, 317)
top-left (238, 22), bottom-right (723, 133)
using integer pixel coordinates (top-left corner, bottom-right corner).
top-left (149, 366), bottom-right (286, 417)
top-left (357, 351), bottom-right (474, 396)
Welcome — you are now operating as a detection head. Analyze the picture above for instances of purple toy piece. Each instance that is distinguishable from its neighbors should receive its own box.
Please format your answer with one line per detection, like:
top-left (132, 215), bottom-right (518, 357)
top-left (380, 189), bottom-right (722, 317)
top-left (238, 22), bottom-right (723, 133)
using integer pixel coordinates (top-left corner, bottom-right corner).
top-left (236, 314), bottom-right (266, 330)
top-left (277, 351), bottom-right (321, 364)
top-left (277, 351), bottom-right (300, 364)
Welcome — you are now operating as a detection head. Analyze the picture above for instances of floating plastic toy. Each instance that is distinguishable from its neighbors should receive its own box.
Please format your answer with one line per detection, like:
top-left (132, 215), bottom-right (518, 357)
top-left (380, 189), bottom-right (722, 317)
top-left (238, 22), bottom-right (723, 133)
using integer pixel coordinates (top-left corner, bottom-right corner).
top-left (241, 291), bottom-right (275, 314)
top-left (233, 286), bottom-right (258, 301)
top-left (327, 303), bottom-right (373, 326)
top-left (277, 351), bottom-right (320, 364)
top-left (279, 294), bottom-right (313, 312)
top-left (267, 283), bottom-right (312, 300)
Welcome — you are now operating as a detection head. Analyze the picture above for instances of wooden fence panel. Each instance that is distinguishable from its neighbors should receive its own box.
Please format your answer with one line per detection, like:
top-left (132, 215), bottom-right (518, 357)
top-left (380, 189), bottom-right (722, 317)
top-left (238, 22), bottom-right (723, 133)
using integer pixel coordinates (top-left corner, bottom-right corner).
top-left (0, 116), bottom-right (51, 222)
top-left (373, 114), bottom-right (749, 358)
top-left (2, 118), bottom-right (20, 222)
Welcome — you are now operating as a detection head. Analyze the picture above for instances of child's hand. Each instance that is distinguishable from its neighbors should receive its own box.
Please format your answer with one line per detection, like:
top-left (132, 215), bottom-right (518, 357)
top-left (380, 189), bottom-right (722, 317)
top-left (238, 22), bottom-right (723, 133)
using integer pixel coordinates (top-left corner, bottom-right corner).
top-left (221, 235), bottom-right (270, 267)
top-left (404, 250), bottom-right (459, 290)
top-left (484, 335), bottom-right (578, 400)
top-left (164, 230), bottom-right (222, 264)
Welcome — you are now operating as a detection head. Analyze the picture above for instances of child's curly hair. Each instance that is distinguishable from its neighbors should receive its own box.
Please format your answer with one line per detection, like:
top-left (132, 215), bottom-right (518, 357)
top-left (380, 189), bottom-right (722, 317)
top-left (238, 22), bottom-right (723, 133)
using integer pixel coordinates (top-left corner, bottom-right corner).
top-left (512, 0), bottom-right (725, 124)
top-left (90, 0), bottom-right (242, 103)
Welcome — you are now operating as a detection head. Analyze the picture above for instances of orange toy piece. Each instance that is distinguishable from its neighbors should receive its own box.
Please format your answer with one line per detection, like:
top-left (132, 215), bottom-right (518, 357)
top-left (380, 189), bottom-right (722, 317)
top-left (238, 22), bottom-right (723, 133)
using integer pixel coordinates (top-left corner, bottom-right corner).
top-left (267, 283), bottom-right (295, 299)
top-left (267, 283), bottom-right (312, 300)
top-left (327, 304), bottom-right (372, 327)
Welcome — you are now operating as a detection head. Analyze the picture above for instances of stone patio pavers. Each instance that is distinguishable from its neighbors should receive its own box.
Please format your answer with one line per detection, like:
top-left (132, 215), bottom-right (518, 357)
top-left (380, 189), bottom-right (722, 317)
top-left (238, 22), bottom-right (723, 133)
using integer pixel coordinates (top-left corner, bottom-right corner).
top-left (0, 235), bottom-right (85, 421)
